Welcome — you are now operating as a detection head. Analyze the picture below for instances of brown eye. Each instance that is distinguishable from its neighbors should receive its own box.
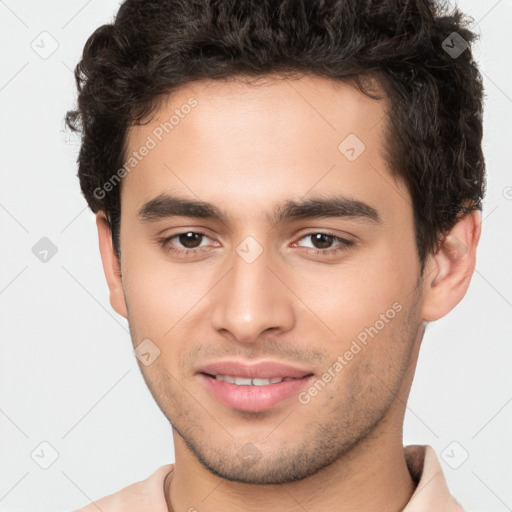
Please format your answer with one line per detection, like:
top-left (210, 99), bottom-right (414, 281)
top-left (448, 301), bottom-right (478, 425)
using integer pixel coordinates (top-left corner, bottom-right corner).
top-left (294, 232), bottom-right (354, 256)
top-left (158, 230), bottom-right (214, 256)
top-left (177, 232), bottom-right (204, 249)
top-left (309, 233), bottom-right (335, 249)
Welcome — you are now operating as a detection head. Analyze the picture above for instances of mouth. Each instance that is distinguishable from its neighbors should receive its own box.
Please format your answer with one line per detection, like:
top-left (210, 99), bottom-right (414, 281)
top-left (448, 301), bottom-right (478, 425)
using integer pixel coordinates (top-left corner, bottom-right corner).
top-left (197, 361), bottom-right (314, 412)
top-left (206, 374), bottom-right (301, 385)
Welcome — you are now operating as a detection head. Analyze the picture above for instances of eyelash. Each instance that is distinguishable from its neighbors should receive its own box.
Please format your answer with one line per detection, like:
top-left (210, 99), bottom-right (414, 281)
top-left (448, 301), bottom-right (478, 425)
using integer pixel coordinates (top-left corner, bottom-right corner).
top-left (157, 230), bottom-right (354, 258)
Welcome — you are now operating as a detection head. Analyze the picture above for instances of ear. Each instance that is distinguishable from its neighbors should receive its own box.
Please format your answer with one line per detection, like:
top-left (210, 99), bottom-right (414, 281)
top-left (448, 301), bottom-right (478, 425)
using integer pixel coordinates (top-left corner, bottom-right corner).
top-left (96, 212), bottom-right (128, 319)
top-left (421, 210), bottom-right (482, 322)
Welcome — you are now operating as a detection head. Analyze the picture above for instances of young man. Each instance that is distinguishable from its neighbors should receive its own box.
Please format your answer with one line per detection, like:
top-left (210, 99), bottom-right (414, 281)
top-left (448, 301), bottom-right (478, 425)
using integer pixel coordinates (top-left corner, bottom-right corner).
top-left (66, 0), bottom-right (485, 510)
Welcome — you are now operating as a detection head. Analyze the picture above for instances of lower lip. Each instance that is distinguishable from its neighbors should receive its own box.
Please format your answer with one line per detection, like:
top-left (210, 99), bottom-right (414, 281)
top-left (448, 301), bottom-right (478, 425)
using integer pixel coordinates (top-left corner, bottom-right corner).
top-left (199, 374), bottom-right (313, 412)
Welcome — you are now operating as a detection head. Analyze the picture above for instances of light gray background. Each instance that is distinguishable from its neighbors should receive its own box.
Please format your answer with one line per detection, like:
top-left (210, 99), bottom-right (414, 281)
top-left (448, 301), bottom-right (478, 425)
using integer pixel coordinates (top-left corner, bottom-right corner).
top-left (0, 1), bottom-right (510, 511)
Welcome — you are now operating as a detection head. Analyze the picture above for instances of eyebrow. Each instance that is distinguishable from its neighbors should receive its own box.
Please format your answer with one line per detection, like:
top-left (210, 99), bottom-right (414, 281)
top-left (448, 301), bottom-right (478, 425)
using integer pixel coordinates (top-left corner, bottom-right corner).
top-left (137, 193), bottom-right (380, 225)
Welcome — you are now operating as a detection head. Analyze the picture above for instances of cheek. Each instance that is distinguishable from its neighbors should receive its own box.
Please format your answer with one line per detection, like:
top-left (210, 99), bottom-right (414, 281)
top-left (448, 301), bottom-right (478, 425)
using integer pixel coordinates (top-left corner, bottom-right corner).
top-left (121, 245), bottom-right (222, 349)
top-left (289, 242), bottom-right (418, 350)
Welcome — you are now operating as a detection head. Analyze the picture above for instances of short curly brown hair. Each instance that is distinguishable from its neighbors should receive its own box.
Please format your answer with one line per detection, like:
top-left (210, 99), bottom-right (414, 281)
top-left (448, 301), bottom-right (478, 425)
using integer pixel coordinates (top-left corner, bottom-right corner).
top-left (66, 0), bottom-right (485, 266)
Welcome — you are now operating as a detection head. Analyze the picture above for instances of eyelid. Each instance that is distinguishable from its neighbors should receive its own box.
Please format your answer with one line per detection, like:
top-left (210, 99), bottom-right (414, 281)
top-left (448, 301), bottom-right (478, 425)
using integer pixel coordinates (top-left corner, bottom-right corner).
top-left (158, 230), bottom-right (216, 249)
top-left (291, 232), bottom-right (355, 255)
top-left (293, 227), bottom-right (356, 243)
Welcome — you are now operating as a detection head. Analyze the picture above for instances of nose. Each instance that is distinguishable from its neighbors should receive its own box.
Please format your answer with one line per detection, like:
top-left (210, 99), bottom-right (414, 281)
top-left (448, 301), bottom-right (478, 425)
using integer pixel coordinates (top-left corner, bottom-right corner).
top-left (209, 239), bottom-right (296, 345)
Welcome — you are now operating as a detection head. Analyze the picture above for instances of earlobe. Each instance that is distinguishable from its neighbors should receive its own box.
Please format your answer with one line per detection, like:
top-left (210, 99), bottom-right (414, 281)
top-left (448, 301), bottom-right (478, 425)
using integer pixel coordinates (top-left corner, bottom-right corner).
top-left (421, 210), bottom-right (482, 322)
top-left (96, 212), bottom-right (128, 319)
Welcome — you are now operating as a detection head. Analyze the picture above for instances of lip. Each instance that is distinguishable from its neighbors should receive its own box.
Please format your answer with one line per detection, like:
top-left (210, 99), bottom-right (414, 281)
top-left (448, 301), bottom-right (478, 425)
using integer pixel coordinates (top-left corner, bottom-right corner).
top-left (198, 360), bottom-right (312, 379)
top-left (197, 360), bottom-right (314, 412)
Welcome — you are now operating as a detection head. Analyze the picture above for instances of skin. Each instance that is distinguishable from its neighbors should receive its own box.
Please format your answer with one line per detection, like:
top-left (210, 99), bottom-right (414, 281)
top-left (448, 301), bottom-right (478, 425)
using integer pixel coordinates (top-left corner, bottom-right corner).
top-left (96, 74), bottom-right (481, 511)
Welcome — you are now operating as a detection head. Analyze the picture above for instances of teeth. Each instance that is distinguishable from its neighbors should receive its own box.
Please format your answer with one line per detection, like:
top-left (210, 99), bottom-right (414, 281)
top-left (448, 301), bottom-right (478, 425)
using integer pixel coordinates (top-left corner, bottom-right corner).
top-left (234, 377), bottom-right (252, 385)
top-left (214, 375), bottom-right (287, 385)
top-left (252, 378), bottom-right (273, 386)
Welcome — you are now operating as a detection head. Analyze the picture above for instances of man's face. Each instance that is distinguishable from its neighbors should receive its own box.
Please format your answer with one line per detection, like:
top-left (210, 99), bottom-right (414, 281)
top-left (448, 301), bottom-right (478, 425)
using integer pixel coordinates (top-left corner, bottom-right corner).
top-left (116, 75), bottom-right (426, 484)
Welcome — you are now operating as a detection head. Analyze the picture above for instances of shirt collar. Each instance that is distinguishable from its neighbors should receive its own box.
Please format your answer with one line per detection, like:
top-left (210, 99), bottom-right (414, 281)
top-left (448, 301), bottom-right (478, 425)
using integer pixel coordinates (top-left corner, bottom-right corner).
top-left (403, 444), bottom-right (465, 511)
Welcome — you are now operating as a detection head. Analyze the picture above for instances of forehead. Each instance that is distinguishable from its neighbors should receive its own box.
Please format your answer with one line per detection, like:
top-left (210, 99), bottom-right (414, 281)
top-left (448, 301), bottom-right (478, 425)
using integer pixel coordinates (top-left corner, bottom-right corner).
top-left (123, 74), bottom-right (410, 226)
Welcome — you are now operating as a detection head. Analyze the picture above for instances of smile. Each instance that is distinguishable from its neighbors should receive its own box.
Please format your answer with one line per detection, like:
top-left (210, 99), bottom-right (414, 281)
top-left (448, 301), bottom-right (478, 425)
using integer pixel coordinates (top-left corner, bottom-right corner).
top-left (210, 375), bottom-right (300, 386)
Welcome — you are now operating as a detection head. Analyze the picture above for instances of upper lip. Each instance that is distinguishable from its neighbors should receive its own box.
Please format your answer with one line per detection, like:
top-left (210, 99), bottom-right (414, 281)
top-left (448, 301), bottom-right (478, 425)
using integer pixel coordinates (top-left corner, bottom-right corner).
top-left (198, 360), bottom-right (313, 379)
